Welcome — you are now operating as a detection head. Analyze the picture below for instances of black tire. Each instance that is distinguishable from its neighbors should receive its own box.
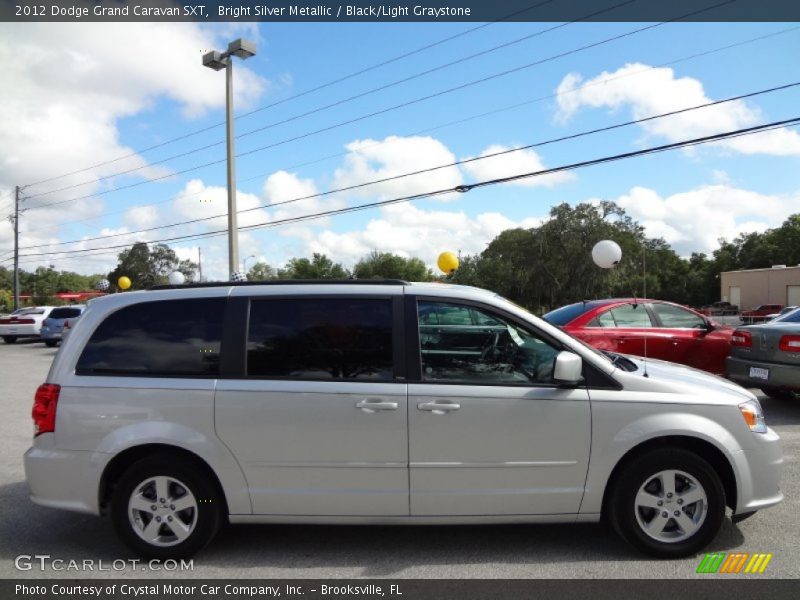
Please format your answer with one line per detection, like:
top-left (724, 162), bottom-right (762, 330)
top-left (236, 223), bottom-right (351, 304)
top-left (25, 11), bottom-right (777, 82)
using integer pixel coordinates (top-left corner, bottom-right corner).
top-left (2, 336), bottom-right (17, 344)
top-left (111, 454), bottom-right (223, 559)
top-left (44, 339), bottom-right (58, 348)
top-left (761, 386), bottom-right (798, 401)
top-left (608, 448), bottom-right (726, 558)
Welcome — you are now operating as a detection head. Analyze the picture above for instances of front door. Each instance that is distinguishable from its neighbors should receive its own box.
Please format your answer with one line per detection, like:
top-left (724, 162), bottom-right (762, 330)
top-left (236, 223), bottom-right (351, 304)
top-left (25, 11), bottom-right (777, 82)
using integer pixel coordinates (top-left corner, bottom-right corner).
top-left (408, 299), bottom-right (591, 516)
top-left (215, 295), bottom-right (409, 516)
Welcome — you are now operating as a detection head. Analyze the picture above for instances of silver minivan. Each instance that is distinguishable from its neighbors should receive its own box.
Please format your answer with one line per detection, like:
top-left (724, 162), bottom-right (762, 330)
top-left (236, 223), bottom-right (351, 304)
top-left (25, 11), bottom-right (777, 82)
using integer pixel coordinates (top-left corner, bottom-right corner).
top-left (24, 281), bottom-right (783, 559)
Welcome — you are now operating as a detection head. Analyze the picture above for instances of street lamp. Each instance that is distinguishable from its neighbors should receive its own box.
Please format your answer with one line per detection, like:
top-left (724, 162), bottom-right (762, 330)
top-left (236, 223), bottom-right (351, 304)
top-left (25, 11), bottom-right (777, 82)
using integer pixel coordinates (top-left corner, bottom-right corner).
top-left (242, 254), bottom-right (256, 274)
top-left (202, 38), bottom-right (256, 278)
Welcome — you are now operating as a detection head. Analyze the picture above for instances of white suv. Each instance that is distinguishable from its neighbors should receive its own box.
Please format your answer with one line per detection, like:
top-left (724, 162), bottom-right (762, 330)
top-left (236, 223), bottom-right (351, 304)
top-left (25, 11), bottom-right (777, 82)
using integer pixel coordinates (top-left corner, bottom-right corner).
top-left (24, 281), bottom-right (783, 559)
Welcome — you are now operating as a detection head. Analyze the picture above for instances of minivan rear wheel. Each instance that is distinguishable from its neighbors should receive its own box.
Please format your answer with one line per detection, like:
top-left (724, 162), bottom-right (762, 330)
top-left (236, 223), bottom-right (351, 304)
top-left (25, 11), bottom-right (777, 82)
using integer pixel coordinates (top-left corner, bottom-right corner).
top-left (2, 336), bottom-right (17, 344)
top-left (609, 448), bottom-right (725, 558)
top-left (111, 455), bottom-right (222, 559)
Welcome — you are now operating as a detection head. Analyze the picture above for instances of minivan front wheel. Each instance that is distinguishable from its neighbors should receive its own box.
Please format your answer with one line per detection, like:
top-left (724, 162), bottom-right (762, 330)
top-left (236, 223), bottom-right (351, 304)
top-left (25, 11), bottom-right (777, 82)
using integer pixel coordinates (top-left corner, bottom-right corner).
top-left (609, 448), bottom-right (725, 558)
top-left (111, 455), bottom-right (222, 558)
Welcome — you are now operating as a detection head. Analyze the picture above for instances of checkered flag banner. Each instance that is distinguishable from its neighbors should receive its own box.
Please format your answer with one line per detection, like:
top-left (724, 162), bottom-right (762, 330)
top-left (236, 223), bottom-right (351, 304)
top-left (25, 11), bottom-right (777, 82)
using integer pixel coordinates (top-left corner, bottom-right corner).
top-left (230, 271), bottom-right (247, 282)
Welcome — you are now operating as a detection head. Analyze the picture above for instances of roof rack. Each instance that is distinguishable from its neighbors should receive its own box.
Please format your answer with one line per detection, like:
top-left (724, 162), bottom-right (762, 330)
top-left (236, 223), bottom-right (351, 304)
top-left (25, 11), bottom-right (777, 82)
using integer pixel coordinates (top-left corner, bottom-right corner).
top-left (149, 279), bottom-right (408, 290)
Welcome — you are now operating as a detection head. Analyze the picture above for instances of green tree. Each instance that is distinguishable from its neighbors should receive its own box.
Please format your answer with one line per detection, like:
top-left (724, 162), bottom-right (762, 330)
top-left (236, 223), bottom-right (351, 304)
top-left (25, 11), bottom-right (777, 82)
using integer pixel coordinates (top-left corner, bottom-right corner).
top-left (278, 253), bottom-right (349, 279)
top-left (353, 251), bottom-right (433, 281)
top-left (108, 242), bottom-right (198, 289)
top-left (247, 262), bottom-right (277, 281)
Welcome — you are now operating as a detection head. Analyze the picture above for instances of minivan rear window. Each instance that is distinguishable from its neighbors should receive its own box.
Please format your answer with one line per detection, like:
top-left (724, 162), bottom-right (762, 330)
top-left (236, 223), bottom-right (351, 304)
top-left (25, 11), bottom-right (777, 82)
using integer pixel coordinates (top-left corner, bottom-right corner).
top-left (50, 307), bottom-right (82, 319)
top-left (247, 298), bottom-right (393, 380)
top-left (76, 298), bottom-right (224, 377)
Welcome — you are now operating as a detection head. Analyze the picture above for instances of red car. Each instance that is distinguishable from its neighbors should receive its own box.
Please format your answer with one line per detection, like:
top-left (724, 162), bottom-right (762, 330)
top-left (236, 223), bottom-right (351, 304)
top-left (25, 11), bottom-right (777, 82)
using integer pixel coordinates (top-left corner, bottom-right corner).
top-left (543, 299), bottom-right (733, 374)
top-left (740, 304), bottom-right (784, 324)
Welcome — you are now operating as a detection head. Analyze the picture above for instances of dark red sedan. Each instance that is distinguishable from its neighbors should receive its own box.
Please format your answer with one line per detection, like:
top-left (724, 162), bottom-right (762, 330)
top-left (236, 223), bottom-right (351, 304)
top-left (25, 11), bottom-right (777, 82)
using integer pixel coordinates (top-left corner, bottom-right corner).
top-left (543, 299), bottom-right (734, 375)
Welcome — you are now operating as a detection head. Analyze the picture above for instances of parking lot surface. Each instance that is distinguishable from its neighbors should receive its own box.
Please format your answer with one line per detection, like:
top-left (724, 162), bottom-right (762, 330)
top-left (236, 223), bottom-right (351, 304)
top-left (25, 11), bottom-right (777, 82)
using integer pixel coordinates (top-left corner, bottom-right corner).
top-left (1, 340), bottom-right (798, 579)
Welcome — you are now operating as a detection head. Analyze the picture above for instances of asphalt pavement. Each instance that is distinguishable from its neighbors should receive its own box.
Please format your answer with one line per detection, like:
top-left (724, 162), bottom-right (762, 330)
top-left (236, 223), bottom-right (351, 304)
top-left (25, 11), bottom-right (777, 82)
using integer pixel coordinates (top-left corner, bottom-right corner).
top-left (1, 339), bottom-right (798, 579)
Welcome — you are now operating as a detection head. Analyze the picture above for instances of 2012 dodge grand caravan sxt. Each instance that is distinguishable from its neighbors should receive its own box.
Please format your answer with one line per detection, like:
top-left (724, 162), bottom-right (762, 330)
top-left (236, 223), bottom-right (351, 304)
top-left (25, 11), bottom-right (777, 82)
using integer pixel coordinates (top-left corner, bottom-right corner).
top-left (24, 280), bottom-right (783, 558)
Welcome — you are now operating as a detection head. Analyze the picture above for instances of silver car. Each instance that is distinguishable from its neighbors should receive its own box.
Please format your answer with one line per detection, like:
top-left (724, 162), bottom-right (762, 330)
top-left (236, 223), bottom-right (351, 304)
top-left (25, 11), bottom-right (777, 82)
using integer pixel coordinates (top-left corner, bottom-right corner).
top-left (24, 281), bottom-right (783, 559)
top-left (727, 307), bottom-right (800, 400)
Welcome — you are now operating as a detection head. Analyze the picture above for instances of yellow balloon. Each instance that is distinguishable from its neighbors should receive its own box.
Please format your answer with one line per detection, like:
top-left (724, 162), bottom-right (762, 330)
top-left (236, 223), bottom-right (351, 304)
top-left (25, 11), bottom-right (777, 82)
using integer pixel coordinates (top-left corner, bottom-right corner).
top-left (117, 276), bottom-right (132, 290)
top-left (437, 251), bottom-right (459, 274)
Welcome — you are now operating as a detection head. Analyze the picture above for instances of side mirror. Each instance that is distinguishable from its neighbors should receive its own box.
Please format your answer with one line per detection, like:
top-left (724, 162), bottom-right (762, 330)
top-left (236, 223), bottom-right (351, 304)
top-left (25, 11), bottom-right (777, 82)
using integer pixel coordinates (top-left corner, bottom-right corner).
top-left (553, 351), bottom-right (583, 386)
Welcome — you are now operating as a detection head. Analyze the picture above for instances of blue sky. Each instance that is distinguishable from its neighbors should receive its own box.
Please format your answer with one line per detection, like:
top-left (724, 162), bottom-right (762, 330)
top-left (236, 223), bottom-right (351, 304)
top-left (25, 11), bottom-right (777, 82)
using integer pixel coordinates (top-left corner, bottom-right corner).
top-left (1, 20), bottom-right (799, 279)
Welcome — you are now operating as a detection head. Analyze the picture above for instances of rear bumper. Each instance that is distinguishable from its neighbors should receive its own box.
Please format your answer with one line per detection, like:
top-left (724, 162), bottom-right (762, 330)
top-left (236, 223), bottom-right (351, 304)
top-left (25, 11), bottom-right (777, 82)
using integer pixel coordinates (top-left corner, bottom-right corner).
top-left (24, 440), bottom-right (103, 515)
top-left (733, 427), bottom-right (784, 514)
top-left (0, 325), bottom-right (38, 336)
top-left (726, 356), bottom-right (800, 390)
top-left (40, 328), bottom-right (63, 340)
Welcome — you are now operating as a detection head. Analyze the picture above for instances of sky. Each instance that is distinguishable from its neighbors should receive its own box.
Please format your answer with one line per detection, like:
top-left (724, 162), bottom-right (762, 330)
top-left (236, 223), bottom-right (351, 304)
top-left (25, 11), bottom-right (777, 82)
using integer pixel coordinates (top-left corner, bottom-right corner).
top-left (0, 19), bottom-right (799, 281)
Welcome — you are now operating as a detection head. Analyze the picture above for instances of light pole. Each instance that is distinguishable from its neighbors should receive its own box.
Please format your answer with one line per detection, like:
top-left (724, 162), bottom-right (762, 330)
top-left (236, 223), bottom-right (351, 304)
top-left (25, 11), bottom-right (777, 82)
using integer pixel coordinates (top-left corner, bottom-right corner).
top-left (202, 38), bottom-right (256, 278)
top-left (242, 254), bottom-right (256, 275)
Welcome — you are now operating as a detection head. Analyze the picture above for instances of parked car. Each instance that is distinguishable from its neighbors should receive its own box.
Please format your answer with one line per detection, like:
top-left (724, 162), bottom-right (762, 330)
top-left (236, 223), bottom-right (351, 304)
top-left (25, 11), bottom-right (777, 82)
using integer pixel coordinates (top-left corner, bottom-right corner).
top-left (25, 281), bottom-right (782, 560)
top-left (740, 304), bottom-right (784, 324)
top-left (0, 306), bottom-right (56, 343)
top-left (40, 305), bottom-right (85, 347)
top-left (699, 301), bottom-right (739, 316)
top-left (726, 307), bottom-right (800, 400)
top-left (543, 299), bottom-right (733, 374)
top-left (765, 306), bottom-right (798, 322)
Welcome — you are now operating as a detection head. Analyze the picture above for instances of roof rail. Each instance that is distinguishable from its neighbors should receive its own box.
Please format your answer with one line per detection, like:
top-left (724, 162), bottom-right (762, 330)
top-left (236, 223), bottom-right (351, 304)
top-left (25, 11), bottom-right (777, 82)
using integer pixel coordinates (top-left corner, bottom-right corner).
top-left (148, 279), bottom-right (408, 290)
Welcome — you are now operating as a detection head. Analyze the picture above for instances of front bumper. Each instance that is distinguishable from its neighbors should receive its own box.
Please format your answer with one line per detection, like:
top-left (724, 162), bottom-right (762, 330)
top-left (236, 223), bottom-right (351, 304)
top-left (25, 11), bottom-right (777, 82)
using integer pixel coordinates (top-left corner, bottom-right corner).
top-left (24, 438), bottom-right (104, 515)
top-left (732, 427), bottom-right (784, 514)
top-left (727, 356), bottom-right (800, 390)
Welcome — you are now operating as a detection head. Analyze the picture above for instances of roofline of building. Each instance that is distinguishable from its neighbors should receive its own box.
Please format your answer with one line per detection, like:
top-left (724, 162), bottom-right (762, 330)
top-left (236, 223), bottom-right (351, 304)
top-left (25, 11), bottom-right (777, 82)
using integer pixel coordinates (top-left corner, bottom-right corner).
top-left (721, 266), bottom-right (800, 275)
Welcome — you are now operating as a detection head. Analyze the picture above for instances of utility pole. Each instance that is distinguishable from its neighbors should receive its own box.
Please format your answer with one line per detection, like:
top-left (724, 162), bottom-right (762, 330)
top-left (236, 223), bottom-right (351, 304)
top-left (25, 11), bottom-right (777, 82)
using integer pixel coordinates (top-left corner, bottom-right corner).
top-left (13, 185), bottom-right (20, 311)
top-left (197, 247), bottom-right (203, 282)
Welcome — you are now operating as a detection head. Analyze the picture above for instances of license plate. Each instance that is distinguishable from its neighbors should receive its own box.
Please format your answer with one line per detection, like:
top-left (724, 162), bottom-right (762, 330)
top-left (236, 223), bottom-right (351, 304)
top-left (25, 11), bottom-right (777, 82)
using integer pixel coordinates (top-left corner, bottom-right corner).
top-left (749, 367), bottom-right (770, 380)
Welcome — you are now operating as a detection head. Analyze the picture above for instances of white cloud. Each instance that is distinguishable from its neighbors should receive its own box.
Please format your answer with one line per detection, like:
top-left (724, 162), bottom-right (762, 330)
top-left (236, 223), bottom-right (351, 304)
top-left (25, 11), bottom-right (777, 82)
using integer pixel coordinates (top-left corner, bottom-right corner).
top-left (0, 21), bottom-right (270, 267)
top-left (333, 136), bottom-right (463, 201)
top-left (615, 184), bottom-right (799, 255)
top-left (300, 202), bottom-right (544, 268)
top-left (124, 205), bottom-right (160, 229)
top-left (263, 170), bottom-right (345, 224)
top-left (461, 144), bottom-right (574, 187)
top-left (555, 63), bottom-right (800, 155)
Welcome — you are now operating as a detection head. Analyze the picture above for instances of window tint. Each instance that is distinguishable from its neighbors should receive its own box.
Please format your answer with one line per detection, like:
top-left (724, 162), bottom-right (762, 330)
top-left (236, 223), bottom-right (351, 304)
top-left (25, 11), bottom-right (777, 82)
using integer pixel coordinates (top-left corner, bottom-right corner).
top-left (418, 301), bottom-right (559, 385)
top-left (543, 302), bottom-right (591, 326)
top-left (76, 299), bottom-right (224, 376)
top-left (247, 298), bottom-right (393, 380)
top-left (50, 307), bottom-right (82, 319)
top-left (607, 304), bottom-right (652, 327)
top-left (651, 303), bottom-right (705, 328)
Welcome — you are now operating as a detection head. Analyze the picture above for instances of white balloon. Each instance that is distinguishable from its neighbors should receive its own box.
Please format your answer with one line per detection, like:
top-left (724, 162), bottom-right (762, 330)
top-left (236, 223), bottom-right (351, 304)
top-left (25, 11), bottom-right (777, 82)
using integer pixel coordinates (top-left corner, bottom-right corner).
top-left (168, 271), bottom-right (186, 285)
top-left (592, 240), bottom-right (622, 269)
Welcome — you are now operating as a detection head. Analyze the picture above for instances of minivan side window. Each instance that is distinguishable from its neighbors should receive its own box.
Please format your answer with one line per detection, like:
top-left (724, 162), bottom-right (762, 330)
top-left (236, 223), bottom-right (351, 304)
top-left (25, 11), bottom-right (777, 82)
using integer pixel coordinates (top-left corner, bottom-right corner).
top-left (247, 298), bottom-right (393, 380)
top-left (418, 301), bottom-right (559, 385)
top-left (76, 299), bottom-right (224, 377)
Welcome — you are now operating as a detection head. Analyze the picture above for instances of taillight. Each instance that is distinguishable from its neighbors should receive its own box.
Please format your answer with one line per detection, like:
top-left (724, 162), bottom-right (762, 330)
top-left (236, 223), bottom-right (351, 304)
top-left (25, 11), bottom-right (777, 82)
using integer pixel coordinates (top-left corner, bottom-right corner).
top-left (32, 384), bottom-right (60, 436)
top-left (778, 335), bottom-right (800, 352)
top-left (63, 321), bottom-right (70, 329)
top-left (731, 330), bottom-right (752, 347)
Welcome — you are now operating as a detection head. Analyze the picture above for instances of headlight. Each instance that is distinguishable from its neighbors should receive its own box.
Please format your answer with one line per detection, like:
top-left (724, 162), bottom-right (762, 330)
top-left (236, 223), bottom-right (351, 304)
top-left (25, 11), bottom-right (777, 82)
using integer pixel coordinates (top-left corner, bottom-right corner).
top-left (739, 399), bottom-right (767, 433)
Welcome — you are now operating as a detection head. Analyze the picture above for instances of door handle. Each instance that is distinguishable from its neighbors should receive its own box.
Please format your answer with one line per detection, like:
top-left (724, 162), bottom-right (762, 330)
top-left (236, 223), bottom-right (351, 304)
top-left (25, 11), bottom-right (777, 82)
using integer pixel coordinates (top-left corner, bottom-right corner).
top-left (355, 399), bottom-right (398, 412)
top-left (418, 401), bottom-right (461, 413)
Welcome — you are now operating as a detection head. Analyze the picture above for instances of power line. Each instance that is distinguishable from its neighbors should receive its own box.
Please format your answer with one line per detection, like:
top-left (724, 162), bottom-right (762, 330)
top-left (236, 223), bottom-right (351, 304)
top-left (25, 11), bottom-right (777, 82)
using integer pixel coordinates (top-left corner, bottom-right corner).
top-left (11, 115), bottom-right (798, 263)
top-left (21, 23), bottom-right (798, 239)
top-left (23, 0), bottom-right (733, 212)
top-left (20, 0), bottom-right (557, 192)
top-left (17, 80), bottom-right (800, 253)
top-left (22, 0), bottom-right (632, 203)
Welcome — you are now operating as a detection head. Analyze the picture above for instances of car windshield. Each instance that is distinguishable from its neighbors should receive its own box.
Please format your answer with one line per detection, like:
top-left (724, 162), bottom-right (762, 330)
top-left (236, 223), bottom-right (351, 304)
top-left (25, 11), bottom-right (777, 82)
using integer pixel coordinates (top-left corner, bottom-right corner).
top-left (16, 308), bottom-right (44, 315)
